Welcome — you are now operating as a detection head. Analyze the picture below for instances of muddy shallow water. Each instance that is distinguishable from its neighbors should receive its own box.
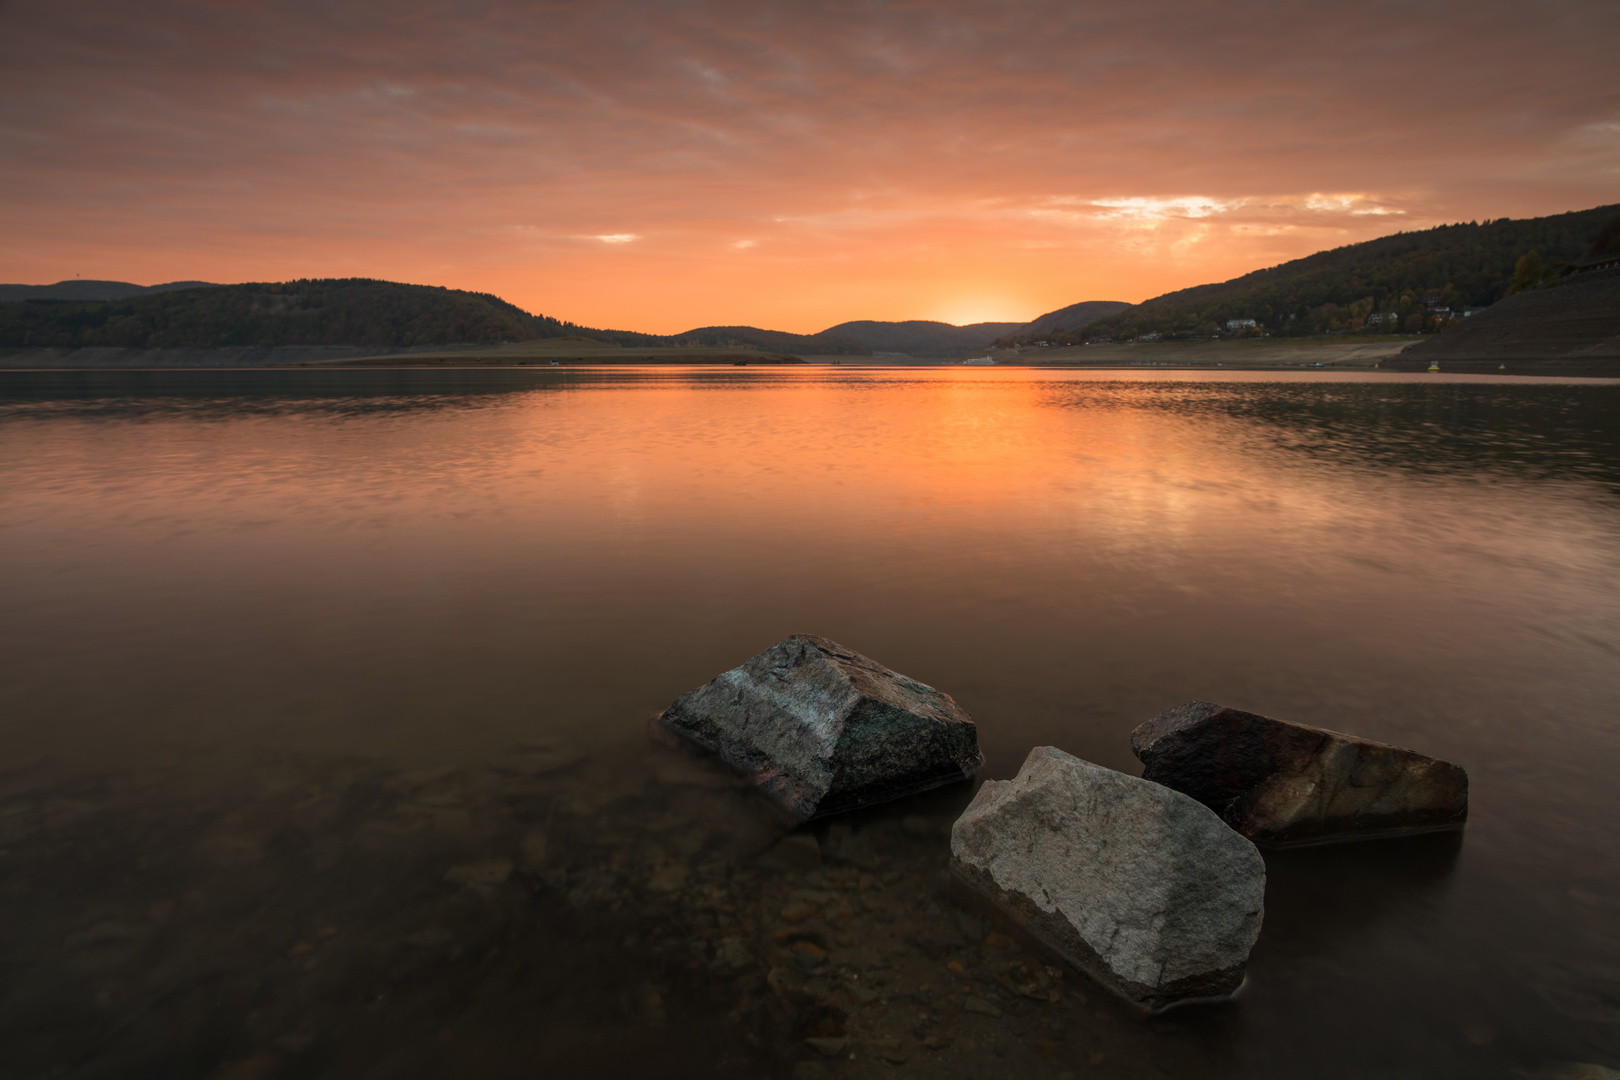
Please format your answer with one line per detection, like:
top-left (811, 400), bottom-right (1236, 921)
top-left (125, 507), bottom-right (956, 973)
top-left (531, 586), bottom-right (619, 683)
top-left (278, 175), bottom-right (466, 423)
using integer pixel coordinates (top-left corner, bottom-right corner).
top-left (2, 368), bottom-right (1618, 1079)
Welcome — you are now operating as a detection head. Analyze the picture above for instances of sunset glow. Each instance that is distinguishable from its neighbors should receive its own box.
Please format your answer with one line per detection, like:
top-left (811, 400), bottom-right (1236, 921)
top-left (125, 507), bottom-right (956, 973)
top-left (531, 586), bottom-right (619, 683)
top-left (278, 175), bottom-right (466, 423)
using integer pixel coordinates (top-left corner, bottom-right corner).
top-left (3, 1), bottom-right (1617, 333)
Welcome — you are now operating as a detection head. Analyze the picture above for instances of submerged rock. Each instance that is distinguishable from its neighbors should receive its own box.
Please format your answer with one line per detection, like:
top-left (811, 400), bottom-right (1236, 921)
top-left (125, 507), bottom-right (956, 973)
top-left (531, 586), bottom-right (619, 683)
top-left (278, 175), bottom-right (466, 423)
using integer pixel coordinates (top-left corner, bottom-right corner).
top-left (951, 747), bottom-right (1264, 1013)
top-left (658, 635), bottom-right (982, 822)
top-left (1131, 701), bottom-right (1469, 847)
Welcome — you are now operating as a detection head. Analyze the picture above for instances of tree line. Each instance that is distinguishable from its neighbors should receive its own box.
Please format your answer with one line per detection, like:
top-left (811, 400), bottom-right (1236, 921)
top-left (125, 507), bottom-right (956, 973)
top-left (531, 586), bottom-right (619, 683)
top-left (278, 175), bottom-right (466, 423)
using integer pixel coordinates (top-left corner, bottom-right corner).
top-left (0, 279), bottom-right (591, 350)
top-left (0, 278), bottom-right (873, 355)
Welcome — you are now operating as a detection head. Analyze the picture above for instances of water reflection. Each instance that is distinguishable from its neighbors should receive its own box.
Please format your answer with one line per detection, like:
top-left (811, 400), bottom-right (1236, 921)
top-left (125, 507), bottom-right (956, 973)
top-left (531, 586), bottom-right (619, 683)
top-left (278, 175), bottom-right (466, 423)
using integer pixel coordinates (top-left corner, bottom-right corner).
top-left (2, 369), bottom-right (1618, 1078)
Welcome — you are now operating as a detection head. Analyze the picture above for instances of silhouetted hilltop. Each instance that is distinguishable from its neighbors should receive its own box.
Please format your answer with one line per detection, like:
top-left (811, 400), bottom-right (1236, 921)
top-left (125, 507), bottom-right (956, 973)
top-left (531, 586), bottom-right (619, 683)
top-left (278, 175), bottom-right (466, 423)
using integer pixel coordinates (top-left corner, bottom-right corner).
top-left (1014, 301), bottom-right (1133, 338)
top-left (998, 203), bottom-right (1620, 345)
top-left (0, 278), bottom-right (608, 350)
top-left (0, 279), bottom-right (216, 302)
top-left (0, 279), bottom-right (879, 355)
top-left (820, 320), bottom-right (1023, 357)
top-left (666, 326), bottom-right (868, 355)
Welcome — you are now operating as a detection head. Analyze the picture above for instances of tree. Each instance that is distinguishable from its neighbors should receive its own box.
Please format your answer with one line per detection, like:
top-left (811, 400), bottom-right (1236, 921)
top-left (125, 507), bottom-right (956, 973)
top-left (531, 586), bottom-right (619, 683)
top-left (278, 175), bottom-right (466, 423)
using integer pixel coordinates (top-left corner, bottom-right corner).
top-left (1586, 215), bottom-right (1620, 259)
top-left (1508, 251), bottom-right (1544, 293)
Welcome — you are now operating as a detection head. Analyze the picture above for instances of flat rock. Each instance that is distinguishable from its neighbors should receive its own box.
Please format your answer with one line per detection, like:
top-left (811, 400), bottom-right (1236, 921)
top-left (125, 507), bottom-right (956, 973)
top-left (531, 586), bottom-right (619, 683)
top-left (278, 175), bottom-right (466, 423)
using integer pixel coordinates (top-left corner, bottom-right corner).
top-left (951, 747), bottom-right (1264, 1013)
top-left (1131, 701), bottom-right (1469, 847)
top-left (659, 635), bottom-right (982, 822)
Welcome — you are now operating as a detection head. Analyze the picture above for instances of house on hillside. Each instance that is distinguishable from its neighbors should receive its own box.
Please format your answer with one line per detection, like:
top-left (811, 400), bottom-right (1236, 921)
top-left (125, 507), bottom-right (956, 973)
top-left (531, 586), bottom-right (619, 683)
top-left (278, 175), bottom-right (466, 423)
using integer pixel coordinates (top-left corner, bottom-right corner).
top-left (1225, 318), bottom-right (1257, 330)
top-left (1572, 253), bottom-right (1620, 275)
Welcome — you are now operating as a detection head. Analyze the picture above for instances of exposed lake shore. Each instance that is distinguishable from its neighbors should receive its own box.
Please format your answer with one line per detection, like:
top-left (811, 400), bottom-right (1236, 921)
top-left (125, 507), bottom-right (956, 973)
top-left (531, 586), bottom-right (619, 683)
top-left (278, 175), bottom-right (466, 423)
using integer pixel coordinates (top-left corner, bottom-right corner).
top-left (968, 337), bottom-right (1616, 376)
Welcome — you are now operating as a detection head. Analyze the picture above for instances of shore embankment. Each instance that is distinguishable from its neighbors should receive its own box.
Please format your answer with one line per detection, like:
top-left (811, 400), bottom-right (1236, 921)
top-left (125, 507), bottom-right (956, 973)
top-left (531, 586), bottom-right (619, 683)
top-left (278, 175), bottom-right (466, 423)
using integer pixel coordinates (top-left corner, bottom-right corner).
top-left (1390, 269), bottom-right (1620, 375)
top-left (986, 339), bottom-right (1410, 369)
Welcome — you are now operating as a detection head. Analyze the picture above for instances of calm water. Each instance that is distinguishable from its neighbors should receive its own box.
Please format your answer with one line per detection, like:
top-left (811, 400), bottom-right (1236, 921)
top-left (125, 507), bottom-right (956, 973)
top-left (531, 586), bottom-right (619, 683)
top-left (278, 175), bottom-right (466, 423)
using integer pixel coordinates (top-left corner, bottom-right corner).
top-left (2, 367), bottom-right (1618, 1080)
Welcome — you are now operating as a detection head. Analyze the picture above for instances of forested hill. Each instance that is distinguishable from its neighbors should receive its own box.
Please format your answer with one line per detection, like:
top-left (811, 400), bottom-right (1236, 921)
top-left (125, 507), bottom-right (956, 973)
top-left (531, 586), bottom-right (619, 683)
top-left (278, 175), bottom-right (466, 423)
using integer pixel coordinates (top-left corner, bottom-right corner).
top-left (658, 325), bottom-right (868, 355)
top-left (999, 203), bottom-right (1620, 344)
top-left (0, 279), bottom-right (593, 350)
top-left (1016, 300), bottom-right (1133, 337)
top-left (0, 278), bottom-right (874, 355)
top-left (0, 279), bottom-right (216, 302)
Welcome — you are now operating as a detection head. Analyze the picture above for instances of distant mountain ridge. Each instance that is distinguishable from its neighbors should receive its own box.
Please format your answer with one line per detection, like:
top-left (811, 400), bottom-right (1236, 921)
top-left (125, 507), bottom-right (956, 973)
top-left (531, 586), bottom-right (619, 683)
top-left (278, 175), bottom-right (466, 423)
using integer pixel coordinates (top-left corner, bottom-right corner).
top-left (819, 320), bottom-right (1023, 357)
top-left (0, 279), bottom-right (216, 302)
top-left (625, 324), bottom-right (868, 355)
top-left (0, 278), bottom-right (1137, 357)
top-left (0, 278), bottom-right (875, 354)
top-left (1016, 300), bottom-right (1134, 337)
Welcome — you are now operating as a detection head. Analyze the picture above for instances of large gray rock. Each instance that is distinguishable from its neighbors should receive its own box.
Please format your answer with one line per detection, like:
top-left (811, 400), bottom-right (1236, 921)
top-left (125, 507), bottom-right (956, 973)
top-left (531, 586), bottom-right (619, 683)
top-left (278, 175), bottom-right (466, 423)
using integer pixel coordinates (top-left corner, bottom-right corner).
top-left (658, 635), bottom-right (982, 822)
top-left (1131, 701), bottom-right (1469, 847)
top-left (950, 747), bottom-right (1265, 1012)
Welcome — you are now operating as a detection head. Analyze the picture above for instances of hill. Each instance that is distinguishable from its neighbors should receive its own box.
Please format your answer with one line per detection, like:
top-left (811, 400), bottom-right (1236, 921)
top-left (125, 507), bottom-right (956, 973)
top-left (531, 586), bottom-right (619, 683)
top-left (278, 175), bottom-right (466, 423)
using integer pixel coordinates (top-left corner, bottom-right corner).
top-left (660, 325), bottom-right (867, 355)
top-left (0, 279), bottom-right (592, 350)
top-left (0, 278), bottom-right (875, 356)
top-left (0, 279), bottom-right (217, 302)
top-left (819, 320), bottom-right (1023, 357)
top-left (997, 203), bottom-right (1620, 345)
top-left (1015, 300), bottom-right (1134, 337)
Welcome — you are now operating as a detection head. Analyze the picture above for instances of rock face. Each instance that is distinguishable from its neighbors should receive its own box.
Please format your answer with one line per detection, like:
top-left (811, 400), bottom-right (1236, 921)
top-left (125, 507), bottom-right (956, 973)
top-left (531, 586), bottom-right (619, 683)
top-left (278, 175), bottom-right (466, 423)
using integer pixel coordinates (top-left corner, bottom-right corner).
top-left (1131, 701), bottom-right (1469, 847)
top-left (950, 747), bottom-right (1265, 1012)
top-left (658, 635), bottom-right (982, 822)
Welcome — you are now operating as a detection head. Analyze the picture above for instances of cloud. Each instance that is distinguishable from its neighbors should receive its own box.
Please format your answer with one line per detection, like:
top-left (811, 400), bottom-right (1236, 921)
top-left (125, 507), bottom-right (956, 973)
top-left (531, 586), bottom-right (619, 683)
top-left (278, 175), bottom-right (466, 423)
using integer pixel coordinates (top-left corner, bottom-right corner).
top-left (1089, 197), bottom-right (1240, 222)
top-left (0, 0), bottom-right (1614, 332)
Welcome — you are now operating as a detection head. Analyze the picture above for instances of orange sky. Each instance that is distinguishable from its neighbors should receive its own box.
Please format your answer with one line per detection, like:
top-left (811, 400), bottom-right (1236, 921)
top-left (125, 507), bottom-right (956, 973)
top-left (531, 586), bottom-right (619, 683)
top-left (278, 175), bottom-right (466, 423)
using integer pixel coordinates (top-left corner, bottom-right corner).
top-left (3, 1), bottom-right (1618, 335)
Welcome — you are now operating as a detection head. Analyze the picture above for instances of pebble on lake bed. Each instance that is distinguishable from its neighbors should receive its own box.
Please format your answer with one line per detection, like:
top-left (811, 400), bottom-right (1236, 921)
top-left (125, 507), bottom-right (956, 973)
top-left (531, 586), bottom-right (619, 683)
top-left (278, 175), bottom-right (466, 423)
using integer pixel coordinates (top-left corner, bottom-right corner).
top-left (658, 635), bottom-right (983, 822)
top-left (1131, 701), bottom-right (1469, 846)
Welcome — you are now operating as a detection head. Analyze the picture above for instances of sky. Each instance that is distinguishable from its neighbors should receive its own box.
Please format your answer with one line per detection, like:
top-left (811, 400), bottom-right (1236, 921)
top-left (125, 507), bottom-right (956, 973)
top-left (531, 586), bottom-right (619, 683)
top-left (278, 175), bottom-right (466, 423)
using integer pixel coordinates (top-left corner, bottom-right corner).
top-left (2, 1), bottom-right (1618, 335)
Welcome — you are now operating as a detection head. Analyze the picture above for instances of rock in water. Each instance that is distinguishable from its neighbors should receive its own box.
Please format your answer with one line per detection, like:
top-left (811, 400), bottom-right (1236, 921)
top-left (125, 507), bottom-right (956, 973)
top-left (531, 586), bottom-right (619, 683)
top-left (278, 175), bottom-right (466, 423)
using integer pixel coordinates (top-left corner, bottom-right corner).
top-left (658, 635), bottom-right (982, 822)
top-left (1131, 701), bottom-right (1469, 847)
top-left (950, 747), bottom-right (1264, 1012)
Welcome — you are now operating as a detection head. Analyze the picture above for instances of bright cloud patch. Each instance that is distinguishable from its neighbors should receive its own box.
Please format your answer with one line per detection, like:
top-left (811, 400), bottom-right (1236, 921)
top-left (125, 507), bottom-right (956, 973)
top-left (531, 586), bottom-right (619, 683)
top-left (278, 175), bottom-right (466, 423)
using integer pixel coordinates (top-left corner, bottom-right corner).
top-left (1090, 197), bottom-right (1239, 221)
top-left (1294, 193), bottom-right (1403, 216)
top-left (595, 234), bottom-right (640, 244)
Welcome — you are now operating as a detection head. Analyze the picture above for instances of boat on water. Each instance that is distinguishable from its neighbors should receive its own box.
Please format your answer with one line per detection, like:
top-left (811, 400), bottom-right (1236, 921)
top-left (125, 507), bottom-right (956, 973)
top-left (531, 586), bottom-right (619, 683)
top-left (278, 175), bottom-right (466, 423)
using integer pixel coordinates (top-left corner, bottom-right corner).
top-left (1428, 360), bottom-right (1441, 372)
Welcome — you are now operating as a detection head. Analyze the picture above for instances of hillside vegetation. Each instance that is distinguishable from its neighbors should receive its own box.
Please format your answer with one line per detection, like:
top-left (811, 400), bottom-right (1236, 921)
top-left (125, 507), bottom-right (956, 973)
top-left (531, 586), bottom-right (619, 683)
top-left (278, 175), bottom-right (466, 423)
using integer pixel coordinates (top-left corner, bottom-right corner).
top-left (0, 279), bottom-right (216, 302)
top-left (999, 204), bottom-right (1620, 345)
top-left (1017, 300), bottom-right (1133, 336)
top-left (0, 279), bottom-right (589, 350)
top-left (653, 325), bottom-right (867, 355)
top-left (0, 278), bottom-right (874, 355)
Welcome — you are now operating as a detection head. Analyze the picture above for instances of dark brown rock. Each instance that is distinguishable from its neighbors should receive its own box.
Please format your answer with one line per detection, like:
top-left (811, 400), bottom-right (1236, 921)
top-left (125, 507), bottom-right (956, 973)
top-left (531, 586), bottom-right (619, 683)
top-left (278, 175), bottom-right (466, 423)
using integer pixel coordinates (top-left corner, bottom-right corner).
top-left (1131, 701), bottom-right (1468, 847)
top-left (659, 635), bottom-right (982, 822)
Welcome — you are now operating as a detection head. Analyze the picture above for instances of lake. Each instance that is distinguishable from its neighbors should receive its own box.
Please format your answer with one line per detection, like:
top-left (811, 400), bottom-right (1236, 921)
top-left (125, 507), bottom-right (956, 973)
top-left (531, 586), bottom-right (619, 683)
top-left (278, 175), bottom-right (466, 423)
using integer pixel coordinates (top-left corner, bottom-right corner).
top-left (2, 367), bottom-right (1618, 1080)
